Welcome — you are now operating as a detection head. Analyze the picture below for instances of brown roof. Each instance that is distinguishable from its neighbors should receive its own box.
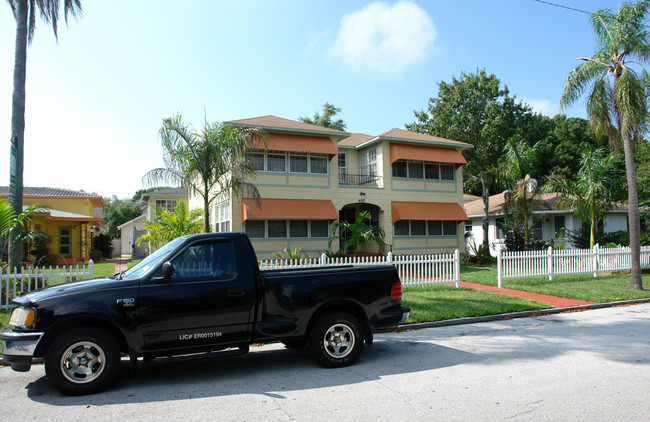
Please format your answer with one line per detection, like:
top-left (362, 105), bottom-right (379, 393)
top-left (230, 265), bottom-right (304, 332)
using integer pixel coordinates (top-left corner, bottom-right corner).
top-left (379, 128), bottom-right (473, 149)
top-left (0, 186), bottom-right (105, 207)
top-left (464, 192), bottom-right (628, 217)
top-left (338, 132), bottom-right (375, 147)
top-left (227, 115), bottom-right (349, 139)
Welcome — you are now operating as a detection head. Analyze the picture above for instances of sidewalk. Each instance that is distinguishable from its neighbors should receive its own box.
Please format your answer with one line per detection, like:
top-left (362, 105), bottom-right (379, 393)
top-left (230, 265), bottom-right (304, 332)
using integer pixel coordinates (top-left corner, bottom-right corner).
top-left (459, 281), bottom-right (596, 307)
top-left (113, 259), bottom-right (128, 273)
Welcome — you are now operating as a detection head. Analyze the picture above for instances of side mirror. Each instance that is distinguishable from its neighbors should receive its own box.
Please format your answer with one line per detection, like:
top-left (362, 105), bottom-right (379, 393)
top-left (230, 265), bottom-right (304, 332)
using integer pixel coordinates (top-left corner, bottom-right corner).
top-left (151, 261), bottom-right (174, 283)
top-left (162, 262), bottom-right (174, 279)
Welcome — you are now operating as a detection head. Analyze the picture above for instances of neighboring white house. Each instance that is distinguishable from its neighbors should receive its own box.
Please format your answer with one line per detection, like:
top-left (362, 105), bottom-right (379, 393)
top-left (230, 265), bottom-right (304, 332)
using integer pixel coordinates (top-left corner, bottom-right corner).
top-left (464, 192), bottom-right (630, 252)
top-left (118, 187), bottom-right (189, 258)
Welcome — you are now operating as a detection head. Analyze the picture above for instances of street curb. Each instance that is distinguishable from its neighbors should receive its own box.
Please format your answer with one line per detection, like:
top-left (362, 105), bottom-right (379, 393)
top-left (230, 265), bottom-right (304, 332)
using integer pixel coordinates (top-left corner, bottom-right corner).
top-left (3, 299), bottom-right (650, 367)
top-left (385, 298), bottom-right (650, 332)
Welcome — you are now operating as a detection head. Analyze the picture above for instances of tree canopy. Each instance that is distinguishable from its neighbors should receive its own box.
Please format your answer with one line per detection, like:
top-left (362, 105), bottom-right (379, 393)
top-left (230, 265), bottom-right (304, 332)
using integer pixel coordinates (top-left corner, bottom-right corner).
top-left (299, 102), bottom-right (347, 131)
top-left (561, 0), bottom-right (650, 290)
top-left (142, 114), bottom-right (268, 233)
top-left (102, 196), bottom-right (143, 239)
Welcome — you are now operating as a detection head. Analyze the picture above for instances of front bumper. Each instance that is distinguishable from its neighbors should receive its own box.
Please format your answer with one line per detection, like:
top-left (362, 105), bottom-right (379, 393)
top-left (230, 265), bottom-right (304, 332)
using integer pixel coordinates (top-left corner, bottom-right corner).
top-left (0, 327), bottom-right (44, 372)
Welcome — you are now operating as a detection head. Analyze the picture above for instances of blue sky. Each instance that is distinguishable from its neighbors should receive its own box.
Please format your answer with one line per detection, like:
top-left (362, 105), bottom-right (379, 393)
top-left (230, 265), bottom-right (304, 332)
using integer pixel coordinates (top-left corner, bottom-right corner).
top-left (0, 0), bottom-right (631, 198)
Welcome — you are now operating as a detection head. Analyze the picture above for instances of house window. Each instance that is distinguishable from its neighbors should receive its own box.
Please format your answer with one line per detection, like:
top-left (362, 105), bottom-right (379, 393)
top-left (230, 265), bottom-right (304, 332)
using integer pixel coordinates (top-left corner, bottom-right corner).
top-left (310, 154), bottom-right (328, 174)
top-left (267, 151), bottom-right (286, 172)
top-left (360, 147), bottom-right (377, 177)
top-left (214, 200), bottom-right (231, 233)
top-left (338, 153), bottom-right (348, 184)
top-left (246, 152), bottom-right (265, 171)
top-left (268, 220), bottom-right (287, 238)
top-left (496, 218), bottom-right (506, 240)
top-left (290, 220), bottom-right (308, 238)
top-left (311, 220), bottom-right (329, 238)
top-left (391, 159), bottom-right (455, 181)
top-left (554, 216), bottom-right (566, 237)
top-left (155, 199), bottom-right (177, 213)
top-left (289, 153), bottom-right (308, 173)
top-left (394, 220), bottom-right (458, 236)
top-left (245, 220), bottom-right (330, 239)
top-left (245, 220), bottom-right (265, 238)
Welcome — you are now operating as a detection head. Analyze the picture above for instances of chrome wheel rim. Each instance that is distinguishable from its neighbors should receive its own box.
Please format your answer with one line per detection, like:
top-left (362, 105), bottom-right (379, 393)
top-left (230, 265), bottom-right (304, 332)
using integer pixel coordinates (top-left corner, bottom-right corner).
top-left (323, 323), bottom-right (355, 359)
top-left (60, 341), bottom-right (106, 384)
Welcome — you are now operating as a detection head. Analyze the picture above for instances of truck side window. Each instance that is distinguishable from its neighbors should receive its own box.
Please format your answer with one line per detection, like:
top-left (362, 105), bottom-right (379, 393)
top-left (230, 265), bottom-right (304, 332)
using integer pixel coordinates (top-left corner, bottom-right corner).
top-left (170, 240), bottom-right (235, 281)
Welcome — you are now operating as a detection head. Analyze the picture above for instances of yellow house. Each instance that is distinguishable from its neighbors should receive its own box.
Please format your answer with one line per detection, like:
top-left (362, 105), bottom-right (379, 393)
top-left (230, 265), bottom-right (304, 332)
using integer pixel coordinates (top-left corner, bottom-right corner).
top-left (192, 116), bottom-right (472, 259)
top-left (1, 187), bottom-right (104, 265)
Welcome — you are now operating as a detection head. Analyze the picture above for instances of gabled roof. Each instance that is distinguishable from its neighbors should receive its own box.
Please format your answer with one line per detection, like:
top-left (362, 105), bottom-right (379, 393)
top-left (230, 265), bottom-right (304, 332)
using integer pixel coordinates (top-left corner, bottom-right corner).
top-left (0, 186), bottom-right (104, 207)
top-left (227, 115), bottom-right (350, 140)
top-left (338, 133), bottom-right (375, 148)
top-left (140, 187), bottom-right (188, 200)
top-left (464, 192), bottom-right (627, 218)
top-left (378, 128), bottom-right (473, 149)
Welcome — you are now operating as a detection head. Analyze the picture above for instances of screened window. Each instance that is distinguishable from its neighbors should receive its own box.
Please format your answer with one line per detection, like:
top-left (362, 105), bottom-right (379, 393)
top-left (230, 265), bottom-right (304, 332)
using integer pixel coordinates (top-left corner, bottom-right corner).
top-left (268, 220), bottom-right (287, 238)
top-left (443, 221), bottom-right (457, 235)
top-left (411, 220), bottom-right (426, 235)
top-left (440, 164), bottom-right (455, 180)
top-left (310, 155), bottom-right (328, 174)
top-left (393, 220), bottom-right (458, 236)
top-left (311, 220), bottom-right (329, 238)
top-left (267, 152), bottom-right (286, 172)
top-left (392, 160), bottom-right (407, 178)
top-left (408, 161), bottom-right (424, 179)
top-left (425, 163), bottom-right (440, 179)
top-left (290, 220), bottom-right (308, 237)
top-left (245, 220), bottom-right (265, 238)
top-left (428, 221), bottom-right (442, 236)
top-left (289, 153), bottom-right (308, 173)
top-left (394, 220), bottom-right (410, 236)
top-left (247, 152), bottom-right (265, 171)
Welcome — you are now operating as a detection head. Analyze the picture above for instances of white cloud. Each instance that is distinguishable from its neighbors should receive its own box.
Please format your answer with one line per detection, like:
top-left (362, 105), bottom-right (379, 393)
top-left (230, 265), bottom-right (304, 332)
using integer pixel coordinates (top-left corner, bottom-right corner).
top-left (330, 1), bottom-right (436, 74)
top-left (522, 98), bottom-right (560, 117)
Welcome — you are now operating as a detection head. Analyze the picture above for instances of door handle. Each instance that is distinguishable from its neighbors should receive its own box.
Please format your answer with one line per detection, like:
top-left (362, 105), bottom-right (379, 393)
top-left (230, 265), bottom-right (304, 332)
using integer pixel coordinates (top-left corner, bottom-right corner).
top-left (227, 288), bottom-right (246, 297)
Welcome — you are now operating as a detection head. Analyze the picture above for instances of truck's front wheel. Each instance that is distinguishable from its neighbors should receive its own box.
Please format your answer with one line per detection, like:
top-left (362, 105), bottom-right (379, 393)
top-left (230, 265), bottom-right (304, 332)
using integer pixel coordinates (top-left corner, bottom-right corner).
top-left (308, 312), bottom-right (363, 368)
top-left (45, 327), bottom-right (120, 395)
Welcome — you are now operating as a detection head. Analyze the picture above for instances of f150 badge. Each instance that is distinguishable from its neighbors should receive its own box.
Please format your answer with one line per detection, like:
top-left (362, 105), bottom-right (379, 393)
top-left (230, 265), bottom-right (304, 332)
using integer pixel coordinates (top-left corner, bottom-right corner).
top-left (116, 298), bottom-right (135, 307)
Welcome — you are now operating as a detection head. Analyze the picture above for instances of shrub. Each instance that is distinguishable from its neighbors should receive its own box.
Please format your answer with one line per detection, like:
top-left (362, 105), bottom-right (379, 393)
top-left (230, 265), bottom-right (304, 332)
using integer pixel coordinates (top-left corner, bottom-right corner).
top-left (92, 234), bottom-right (113, 259)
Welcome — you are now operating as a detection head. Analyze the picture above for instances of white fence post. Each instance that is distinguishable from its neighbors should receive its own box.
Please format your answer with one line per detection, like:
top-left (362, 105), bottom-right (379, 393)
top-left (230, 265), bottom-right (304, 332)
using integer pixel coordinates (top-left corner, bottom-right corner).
top-left (454, 249), bottom-right (460, 288)
top-left (497, 246), bottom-right (503, 288)
top-left (548, 246), bottom-right (553, 281)
top-left (593, 243), bottom-right (599, 278)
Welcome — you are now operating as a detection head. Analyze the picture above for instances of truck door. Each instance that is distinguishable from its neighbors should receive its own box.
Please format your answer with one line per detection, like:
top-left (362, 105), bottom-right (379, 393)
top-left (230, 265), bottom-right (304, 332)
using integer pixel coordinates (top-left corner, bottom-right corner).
top-left (139, 237), bottom-right (253, 353)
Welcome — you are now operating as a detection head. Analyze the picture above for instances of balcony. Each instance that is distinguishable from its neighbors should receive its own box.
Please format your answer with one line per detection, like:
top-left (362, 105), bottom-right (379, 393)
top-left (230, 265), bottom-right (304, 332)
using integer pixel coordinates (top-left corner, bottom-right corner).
top-left (338, 173), bottom-right (383, 187)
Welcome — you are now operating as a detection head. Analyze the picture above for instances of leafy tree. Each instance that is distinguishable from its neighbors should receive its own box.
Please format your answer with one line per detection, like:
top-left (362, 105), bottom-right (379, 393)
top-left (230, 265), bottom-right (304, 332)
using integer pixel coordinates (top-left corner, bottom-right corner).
top-left (143, 114), bottom-right (268, 233)
top-left (6, 0), bottom-right (82, 269)
top-left (102, 196), bottom-right (143, 239)
top-left (560, 1), bottom-right (649, 289)
top-left (0, 198), bottom-right (41, 267)
top-left (407, 69), bottom-right (534, 248)
top-left (137, 201), bottom-right (203, 250)
top-left (328, 211), bottom-right (385, 257)
top-left (499, 136), bottom-right (542, 247)
top-left (635, 140), bottom-right (650, 205)
top-left (299, 102), bottom-right (347, 131)
top-left (544, 147), bottom-right (619, 248)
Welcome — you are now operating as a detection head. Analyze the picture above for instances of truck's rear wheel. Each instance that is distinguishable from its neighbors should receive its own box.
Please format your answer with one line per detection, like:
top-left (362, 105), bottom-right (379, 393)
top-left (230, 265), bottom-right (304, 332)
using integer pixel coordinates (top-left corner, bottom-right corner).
top-left (45, 327), bottom-right (120, 395)
top-left (308, 312), bottom-right (363, 368)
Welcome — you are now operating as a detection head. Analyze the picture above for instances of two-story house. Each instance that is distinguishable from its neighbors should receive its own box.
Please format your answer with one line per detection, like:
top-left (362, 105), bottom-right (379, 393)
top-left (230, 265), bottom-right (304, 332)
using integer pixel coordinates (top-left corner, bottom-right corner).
top-left (1, 187), bottom-right (104, 264)
top-left (195, 115), bottom-right (471, 259)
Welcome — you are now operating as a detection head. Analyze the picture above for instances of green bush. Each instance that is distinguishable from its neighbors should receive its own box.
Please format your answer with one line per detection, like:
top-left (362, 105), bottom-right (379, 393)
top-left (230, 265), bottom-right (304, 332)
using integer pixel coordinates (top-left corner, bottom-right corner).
top-left (90, 249), bottom-right (103, 262)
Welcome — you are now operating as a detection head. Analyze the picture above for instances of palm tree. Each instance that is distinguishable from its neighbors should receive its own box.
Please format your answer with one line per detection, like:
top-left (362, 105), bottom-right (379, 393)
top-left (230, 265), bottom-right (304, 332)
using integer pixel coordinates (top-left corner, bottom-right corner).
top-left (137, 201), bottom-right (204, 250)
top-left (560, 0), bottom-right (649, 290)
top-left (328, 211), bottom-right (385, 257)
top-left (143, 114), bottom-right (268, 233)
top-left (544, 147), bottom-right (619, 249)
top-left (6, 0), bottom-right (82, 269)
top-left (499, 136), bottom-right (541, 247)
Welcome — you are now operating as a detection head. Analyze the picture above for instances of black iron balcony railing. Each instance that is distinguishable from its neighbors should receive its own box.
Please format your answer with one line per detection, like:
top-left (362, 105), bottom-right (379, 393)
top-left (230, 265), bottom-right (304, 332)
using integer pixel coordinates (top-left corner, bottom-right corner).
top-left (338, 173), bottom-right (383, 187)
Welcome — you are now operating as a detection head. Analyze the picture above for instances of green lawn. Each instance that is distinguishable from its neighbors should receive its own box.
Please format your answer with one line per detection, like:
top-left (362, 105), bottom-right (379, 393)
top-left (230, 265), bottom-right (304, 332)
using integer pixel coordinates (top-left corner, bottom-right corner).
top-left (402, 285), bottom-right (551, 323)
top-left (461, 264), bottom-right (650, 303)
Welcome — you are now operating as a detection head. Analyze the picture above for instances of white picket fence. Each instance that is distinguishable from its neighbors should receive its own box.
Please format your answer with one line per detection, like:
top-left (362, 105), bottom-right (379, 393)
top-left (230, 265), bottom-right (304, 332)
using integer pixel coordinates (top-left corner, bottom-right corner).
top-left (259, 251), bottom-right (461, 288)
top-left (1, 261), bottom-right (94, 310)
top-left (497, 245), bottom-right (650, 287)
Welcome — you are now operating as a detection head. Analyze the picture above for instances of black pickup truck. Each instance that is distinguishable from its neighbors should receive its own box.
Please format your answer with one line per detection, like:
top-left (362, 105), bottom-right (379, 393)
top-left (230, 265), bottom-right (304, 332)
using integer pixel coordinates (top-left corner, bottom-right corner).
top-left (1, 232), bottom-right (409, 395)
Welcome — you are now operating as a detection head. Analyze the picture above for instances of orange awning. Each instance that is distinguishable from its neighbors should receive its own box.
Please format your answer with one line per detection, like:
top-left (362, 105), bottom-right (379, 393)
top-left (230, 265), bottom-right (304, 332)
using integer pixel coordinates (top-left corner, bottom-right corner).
top-left (391, 201), bottom-right (468, 223)
top-left (250, 134), bottom-right (338, 157)
top-left (242, 198), bottom-right (338, 222)
top-left (390, 143), bottom-right (467, 166)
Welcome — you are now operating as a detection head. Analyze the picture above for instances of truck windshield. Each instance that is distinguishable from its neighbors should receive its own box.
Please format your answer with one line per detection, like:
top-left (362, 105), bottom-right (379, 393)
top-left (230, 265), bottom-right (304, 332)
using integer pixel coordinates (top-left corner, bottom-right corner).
top-left (121, 237), bottom-right (185, 279)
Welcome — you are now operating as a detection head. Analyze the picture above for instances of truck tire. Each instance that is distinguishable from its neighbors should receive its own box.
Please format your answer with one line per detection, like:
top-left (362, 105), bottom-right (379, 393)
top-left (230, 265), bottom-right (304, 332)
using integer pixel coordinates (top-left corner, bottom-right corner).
top-left (45, 327), bottom-right (120, 395)
top-left (308, 312), bottom-right (363, 368)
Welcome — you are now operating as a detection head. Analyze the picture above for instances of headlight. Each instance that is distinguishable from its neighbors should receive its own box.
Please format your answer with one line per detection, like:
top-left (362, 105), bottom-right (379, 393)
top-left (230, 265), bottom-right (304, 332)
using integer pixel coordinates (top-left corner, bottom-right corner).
top-left (9, 307), bottom-right (36, 329)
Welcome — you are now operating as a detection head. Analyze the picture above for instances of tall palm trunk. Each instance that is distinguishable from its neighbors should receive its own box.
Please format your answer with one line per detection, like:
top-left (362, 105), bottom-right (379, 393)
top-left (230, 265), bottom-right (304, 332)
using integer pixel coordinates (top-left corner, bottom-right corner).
top-left (8, 1), bottom-right (28, 269)
top-left (622, 131), bottom-right (642, 290)
top-left (481, 178), bottom-right (490, 248)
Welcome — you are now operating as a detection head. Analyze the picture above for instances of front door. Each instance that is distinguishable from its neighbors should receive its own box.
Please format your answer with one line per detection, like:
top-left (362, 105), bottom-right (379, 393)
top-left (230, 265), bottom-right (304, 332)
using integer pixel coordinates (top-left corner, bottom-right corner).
top-left (58, 226), bottom-right (72, 257)
top-left (139, 237), bottom-right (253, 353)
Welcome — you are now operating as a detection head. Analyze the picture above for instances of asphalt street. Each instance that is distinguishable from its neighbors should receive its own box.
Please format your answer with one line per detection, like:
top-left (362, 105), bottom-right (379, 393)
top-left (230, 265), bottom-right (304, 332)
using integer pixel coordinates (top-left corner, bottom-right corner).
top-left (1, 303), bottom-right (649, 421)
